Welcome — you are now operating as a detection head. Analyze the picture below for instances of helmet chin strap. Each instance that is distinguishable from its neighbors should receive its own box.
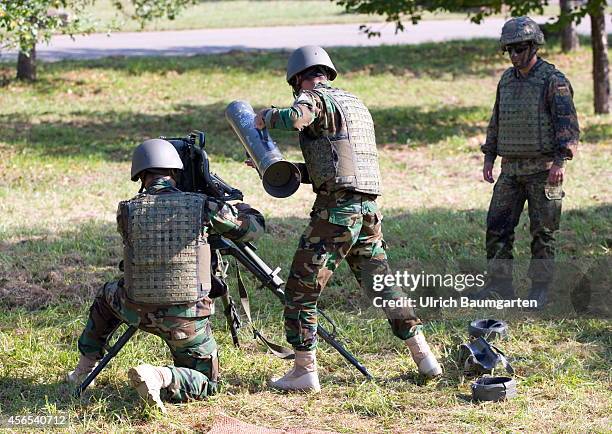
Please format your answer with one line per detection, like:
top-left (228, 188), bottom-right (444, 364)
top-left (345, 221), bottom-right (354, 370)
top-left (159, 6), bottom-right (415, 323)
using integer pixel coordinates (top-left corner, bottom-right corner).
top-left (519, 45), bottom-right (538, 69)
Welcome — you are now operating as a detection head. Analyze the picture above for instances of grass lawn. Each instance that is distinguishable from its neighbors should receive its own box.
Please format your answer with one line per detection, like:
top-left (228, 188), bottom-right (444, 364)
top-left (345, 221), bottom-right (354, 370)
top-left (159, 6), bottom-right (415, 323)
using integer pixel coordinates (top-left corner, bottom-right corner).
top-left (0, 38), bottom-right (610, 432)
top-left (82, 0), bottom-right (561, 32)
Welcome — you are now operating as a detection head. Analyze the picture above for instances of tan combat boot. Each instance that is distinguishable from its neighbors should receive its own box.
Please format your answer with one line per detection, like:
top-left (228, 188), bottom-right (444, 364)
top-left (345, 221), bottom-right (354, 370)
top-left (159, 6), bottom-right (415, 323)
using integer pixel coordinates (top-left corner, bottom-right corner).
top-left (66, 355), bottom-right (98, 386)
top-left (269, 350), bottom-right (321, 392)
top-left (128, 364), bottom-right (173, 413)
top-left (406, 333), bottom-right (442, 378)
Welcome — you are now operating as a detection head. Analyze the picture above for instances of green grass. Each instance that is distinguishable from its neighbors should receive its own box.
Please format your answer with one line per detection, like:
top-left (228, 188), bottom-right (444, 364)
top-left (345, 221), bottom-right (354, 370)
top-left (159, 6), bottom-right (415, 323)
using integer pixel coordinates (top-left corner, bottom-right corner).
top-left (0, 38), bottom-right (610, 432)
top-left (83, 0), bottom-right (387, 32)
top-left (82, 0), bottom-right (561, 32)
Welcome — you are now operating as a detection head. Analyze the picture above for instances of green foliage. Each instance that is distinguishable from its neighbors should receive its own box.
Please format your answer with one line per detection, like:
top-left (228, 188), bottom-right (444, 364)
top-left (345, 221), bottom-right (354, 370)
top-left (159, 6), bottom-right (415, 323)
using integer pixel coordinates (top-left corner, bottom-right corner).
top-left (336, 0), bottom-right (609, 36)
top-left (0, 0), bottom-right (96, 53)
top-left (110, 0), bottom-right (198, 27)
top-left (0, 0), bottom-right (199, 81)
top-left (0, 0), bottom-right (201, 53)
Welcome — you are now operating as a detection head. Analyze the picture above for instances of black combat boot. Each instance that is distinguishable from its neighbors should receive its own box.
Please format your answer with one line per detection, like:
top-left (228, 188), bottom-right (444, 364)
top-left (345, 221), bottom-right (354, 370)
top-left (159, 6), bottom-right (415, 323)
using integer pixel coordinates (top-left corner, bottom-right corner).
top-left (470, 278), bottom-right (516, 300)
top-left (526, 281), bottom-right (550, 310)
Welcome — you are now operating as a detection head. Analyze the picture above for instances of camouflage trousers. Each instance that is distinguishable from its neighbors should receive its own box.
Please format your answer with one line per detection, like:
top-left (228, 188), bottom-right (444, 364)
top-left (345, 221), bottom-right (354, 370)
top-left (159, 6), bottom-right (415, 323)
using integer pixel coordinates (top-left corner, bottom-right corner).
top-left (486, 170), bottom-right (563, 283)
top-left (285, 196), bottom-right (422, 351)
top-left (78, 281), bottom-right (219, 402)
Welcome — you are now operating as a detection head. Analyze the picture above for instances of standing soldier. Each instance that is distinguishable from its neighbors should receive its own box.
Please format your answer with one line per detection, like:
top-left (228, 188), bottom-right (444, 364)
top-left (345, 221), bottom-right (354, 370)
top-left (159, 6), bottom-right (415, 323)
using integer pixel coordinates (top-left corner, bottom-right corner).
top-left (67, 139), bottom-right (265, 412)
top-left (254, 46), bottom-right (442, 392)
top-left (479, 17), bottom-right (580, 307)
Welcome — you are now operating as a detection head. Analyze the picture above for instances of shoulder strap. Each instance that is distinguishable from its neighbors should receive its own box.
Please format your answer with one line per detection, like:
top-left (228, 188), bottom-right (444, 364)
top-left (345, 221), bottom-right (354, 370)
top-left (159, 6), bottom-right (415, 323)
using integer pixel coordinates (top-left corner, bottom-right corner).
top-left (235, 264), bottom-right (294, 359)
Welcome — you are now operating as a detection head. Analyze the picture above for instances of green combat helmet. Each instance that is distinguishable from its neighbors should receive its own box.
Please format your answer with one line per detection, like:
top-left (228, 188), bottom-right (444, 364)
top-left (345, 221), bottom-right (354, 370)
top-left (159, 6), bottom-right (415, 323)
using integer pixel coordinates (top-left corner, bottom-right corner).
top-left (130, 138), bottom-right (184, 181)
top-left (500, 16), bottom-right (545, 49)
top-left (286, 45), bottom-right (337, 84)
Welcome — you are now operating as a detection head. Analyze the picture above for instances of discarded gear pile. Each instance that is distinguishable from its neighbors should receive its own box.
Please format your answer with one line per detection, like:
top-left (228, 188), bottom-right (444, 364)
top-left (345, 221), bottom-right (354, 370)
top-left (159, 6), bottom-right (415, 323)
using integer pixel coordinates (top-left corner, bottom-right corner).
top-left (459, 319), bottom-right (517, 402)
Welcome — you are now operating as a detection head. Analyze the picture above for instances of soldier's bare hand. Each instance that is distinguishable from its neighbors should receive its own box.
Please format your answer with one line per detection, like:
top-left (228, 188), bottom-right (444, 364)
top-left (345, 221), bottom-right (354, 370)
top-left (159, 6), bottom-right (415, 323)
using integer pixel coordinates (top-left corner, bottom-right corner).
top-left (547, 164), bottom-right (564, 185)
top-left (483, 161), bottom-right (495, 183)
top-left (254, 109), bottom-right (267, 129)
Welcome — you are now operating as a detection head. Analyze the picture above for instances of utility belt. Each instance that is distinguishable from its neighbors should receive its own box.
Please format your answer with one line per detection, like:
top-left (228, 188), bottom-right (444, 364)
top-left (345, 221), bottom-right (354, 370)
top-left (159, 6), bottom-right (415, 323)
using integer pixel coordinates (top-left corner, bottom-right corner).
top-left (501, 156), bottom-right (554, 176)
top-left (313, 189), bottom-right (378, 210)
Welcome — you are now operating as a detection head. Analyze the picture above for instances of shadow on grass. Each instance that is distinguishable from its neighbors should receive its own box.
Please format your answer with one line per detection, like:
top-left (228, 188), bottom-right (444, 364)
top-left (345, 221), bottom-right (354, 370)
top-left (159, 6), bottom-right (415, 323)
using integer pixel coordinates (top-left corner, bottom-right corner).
top-left (370, 104), bottom-right (487, 146)
top-left (0, 40), bottom-right (507, 81)
top-left (0, 102), bottom-right (235, 162)
top-left (1, 36), bottom-right (607, 84)
top-left (0, 102), bottom-right (488, 162)
top-left (0, 376), bottom-right (145, 422)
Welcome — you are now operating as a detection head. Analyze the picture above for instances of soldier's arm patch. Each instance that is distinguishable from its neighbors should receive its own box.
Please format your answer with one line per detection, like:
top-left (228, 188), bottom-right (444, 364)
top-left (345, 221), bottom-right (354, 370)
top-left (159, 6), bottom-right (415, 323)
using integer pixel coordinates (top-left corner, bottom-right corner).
top-left (548, 73), bottom-right (580, 159)
top-left (548, 73), bottom-right (574, 101)
top-left (556, 84), bottom-right (570, 96)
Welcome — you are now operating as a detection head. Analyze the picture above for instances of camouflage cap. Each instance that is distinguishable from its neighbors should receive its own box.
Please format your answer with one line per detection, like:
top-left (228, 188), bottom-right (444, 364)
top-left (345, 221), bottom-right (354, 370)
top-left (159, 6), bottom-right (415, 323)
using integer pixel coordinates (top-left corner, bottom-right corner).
top-left (500, 16), bottom-right (545, 48)
top-left (130, 138), bottom-right (183, 181)
top-left (286, 45), bottom-right (337, 84)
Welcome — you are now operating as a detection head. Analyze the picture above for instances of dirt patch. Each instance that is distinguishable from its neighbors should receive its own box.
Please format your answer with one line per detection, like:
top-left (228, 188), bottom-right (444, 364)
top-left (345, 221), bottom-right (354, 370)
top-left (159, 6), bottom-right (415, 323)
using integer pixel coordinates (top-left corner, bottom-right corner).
top-left (0, 276), bottom-right (53, 310)
top-left (0, 270), bottom-right (100, 311)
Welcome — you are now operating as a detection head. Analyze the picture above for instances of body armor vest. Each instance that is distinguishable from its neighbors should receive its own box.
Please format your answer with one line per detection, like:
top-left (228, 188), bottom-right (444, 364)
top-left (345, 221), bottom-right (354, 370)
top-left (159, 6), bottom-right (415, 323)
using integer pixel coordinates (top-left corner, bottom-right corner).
top-left (299, 86), bottom-right (382, 195)
top-left (497, 61), bottom-right (556, 157)
top-left (119, 192), bottom-right (211, 305)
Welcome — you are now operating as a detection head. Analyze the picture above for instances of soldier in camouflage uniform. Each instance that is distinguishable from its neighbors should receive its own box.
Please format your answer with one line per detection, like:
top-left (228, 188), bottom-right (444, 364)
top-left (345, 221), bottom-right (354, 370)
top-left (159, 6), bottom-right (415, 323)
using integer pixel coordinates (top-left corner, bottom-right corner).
top-left (253, 46), bottom-right (442, 392)
top-left (67, 139), bottom-right (265, 412)
top-left (478, 17), bottom-right (580, 307)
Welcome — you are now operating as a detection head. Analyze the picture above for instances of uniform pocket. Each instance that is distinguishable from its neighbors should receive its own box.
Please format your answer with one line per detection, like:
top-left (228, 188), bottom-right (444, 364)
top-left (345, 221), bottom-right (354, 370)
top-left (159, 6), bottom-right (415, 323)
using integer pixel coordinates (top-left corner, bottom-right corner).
top-left (544, 183), bottom-right (565, 200)
top-left (185, 346), bottom-right (219, 382)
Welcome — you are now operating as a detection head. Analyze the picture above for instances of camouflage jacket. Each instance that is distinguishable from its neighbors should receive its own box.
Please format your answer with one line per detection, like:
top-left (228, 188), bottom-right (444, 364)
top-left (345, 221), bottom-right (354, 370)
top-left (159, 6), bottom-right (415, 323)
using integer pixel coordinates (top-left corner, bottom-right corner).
top-left (262, 82), bottom-right (338, 133)
top-left (115, 178), bottom-right (265, 316)
top-left (482, 58), bottom-right (580, 173)
top-left (262, 82), bottom-right (378, 204)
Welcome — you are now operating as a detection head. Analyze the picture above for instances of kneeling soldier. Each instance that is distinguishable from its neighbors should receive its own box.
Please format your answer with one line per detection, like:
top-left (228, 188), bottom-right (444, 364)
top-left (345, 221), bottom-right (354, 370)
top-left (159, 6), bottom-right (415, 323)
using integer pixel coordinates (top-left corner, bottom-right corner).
top-left (67, 139), bottom-right (264, 412)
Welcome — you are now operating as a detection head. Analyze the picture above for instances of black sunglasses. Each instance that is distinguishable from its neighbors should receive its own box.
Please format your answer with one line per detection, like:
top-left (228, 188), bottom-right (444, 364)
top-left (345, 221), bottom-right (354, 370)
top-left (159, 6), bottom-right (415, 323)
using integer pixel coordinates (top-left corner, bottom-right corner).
top-left (504, 43), bottom-right (531, 55)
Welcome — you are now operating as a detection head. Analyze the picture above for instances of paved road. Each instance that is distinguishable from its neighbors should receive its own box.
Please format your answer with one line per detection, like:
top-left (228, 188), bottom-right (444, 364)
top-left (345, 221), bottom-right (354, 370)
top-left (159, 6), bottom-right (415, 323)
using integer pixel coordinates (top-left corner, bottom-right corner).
top-left (0, 16), bottom-right (604, 62)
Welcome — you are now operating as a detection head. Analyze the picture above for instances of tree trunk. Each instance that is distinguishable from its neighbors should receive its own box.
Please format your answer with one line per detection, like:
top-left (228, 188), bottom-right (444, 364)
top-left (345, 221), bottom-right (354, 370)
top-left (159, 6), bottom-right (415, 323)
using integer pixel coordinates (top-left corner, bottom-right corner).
top-left (590, 7), bottom-right (610, 114)
top-left (560, 0), bottom-right (579, 52)
top-left (17, 46), bottom-right (37, 81)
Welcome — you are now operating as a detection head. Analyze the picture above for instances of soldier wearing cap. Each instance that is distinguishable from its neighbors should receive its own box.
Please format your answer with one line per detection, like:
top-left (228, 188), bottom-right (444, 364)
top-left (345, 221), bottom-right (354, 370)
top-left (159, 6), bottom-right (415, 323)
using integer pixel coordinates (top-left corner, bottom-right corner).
top-left (477, 17), bottom-right (580, 307)
top-left (254, 46), bottom-right (442, 392)
top-left (67, 139), bottom-right (265, 412)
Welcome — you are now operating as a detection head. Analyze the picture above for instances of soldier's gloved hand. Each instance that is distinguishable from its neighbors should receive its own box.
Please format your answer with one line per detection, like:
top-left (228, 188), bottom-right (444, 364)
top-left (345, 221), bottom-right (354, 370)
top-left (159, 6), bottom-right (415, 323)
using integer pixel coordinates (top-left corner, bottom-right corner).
top-left (547, 164), bottom-right (564, 185)
top-left (235, 204), bottom-right (266, 236)
top-left (483, 161), bottom-right (495, 183)
top-left (235, 202), bottom-right (253, 212)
